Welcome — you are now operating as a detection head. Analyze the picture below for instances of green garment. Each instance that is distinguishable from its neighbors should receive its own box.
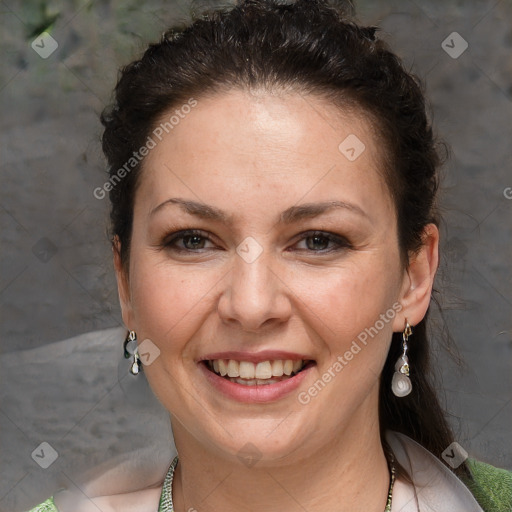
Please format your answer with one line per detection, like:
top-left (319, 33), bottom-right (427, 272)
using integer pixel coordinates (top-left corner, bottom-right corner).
top-left (460, 458), bottom-right (512, 512)
top-left (27, 500), bottom-right (55, 512)
top-left (26, 458), bottom-right (512, 512)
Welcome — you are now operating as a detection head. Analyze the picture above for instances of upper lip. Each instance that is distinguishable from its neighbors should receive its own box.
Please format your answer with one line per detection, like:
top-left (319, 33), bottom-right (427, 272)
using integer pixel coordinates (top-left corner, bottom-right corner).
top-left (197, 350), bottom-right (314, 364)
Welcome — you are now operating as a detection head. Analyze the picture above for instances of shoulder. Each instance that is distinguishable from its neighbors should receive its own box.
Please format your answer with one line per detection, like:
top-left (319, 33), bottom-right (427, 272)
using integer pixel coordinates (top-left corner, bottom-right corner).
top-left (26, 497), bottom-right (58, 512)
top-left (26, 486), bottom-right (163, 512)
top-left (461, 457), bottom-right (512, 512)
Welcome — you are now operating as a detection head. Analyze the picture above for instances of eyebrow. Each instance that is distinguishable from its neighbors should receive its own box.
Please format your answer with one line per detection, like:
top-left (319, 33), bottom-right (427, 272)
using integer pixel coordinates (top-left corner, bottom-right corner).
top-left (149, 197), bottom-right (370, 224)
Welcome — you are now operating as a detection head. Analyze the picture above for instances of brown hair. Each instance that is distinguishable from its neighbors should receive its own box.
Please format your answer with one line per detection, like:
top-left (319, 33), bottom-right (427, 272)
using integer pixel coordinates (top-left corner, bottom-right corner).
top-left (101, 0), bottom-right (468, 485)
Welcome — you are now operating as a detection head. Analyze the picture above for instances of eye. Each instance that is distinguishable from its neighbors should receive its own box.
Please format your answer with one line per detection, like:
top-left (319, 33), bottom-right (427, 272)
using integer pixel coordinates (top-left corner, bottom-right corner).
top-left (163, 229), bottom-right (215, 252)
top-left (293, 231), bottom-right (352, 253)
top-left (162, 229), bottom-right (352, 254)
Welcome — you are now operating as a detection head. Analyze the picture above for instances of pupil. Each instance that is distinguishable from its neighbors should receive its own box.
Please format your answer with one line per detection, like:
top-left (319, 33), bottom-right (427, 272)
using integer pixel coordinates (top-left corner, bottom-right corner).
top-left (307, 235), bottom-right (328, 250)
top-left (185, 235), bottom-right (203, 249)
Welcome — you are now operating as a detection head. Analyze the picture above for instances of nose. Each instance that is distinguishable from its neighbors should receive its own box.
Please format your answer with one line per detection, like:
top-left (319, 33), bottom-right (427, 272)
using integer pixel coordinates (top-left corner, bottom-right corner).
top-left (217, 246), bottom-right (292, 332)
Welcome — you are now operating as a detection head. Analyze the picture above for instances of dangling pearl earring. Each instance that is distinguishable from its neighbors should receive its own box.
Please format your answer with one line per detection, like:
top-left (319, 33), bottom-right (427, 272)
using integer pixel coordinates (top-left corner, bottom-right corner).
top-left (391, 319), bottom-right (413, 397)
top-left (123, 330), bottom-right (142, 375)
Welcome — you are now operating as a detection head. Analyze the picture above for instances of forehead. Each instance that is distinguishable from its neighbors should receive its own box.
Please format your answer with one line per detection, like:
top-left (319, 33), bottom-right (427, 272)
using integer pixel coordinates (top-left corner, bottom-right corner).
top-left (134, 89), bottom-right (394, 224)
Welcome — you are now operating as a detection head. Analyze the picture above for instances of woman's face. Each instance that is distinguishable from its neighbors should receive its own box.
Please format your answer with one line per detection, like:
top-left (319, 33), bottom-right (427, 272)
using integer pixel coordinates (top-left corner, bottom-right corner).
top-left (115, 89), bottom-right (434, 464)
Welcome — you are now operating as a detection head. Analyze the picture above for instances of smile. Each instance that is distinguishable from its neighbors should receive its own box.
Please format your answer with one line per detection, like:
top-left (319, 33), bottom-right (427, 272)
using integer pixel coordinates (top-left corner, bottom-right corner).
top-left (205, 358), bottom-right (314, 385)
top-left (198, 357), bottom-right (316, 402)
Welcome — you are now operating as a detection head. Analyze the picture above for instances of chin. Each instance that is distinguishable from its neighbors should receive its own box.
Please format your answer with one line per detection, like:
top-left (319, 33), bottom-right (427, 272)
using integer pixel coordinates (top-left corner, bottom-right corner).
top-left (202, 420), bottom-right (313, 467)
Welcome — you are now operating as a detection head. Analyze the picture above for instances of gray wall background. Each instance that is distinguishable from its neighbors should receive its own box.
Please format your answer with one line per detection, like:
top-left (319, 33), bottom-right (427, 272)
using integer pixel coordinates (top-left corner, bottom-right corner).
top-left (1, 0), bottom-right (511, 510)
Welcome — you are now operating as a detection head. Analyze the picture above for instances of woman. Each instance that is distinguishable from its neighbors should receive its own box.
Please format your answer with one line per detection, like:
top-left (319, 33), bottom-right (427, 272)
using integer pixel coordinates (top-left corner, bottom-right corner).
top-left (29, 0), bottom-right (512, 510)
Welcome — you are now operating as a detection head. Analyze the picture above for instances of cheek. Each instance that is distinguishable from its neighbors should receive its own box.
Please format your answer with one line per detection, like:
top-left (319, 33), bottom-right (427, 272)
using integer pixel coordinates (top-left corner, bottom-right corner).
top-left (128, 253), bottom-right (219, 346)
top-left (296, 260), bottom-right (398, 337)
top-left (292, 261), bottom-right (401, 398)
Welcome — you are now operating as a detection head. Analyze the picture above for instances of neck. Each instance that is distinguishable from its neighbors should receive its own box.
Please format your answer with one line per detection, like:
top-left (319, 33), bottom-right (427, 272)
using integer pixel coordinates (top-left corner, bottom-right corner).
top-left (169, 397), bottom-right (391, 512)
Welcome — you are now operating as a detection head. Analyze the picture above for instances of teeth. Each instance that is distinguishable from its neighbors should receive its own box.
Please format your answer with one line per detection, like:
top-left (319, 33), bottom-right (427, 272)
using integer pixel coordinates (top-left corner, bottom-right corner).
top-left (227, 359), bottom-right (240, 377)
top-left (239, 361), bottom-right (255, 379)
top-left (230, 377), bottom-right (281, 386)
top-left (255, 361), bottom-right (272, 379)
top-left (218, 359), bottom-right (228, 376)
top-left (271, 360), bottom-right (284, 376)
top-left (256, 379), bottom-right (278, 385)
top-left (208, 359), bottom-right (308, 381)
top-left (235, 378), bottom-right (257, 386)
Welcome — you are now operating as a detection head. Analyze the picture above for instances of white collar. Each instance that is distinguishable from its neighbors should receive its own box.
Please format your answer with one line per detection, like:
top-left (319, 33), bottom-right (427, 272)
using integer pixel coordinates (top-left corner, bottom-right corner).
top-left (385, 430), bottom-right (484, 512)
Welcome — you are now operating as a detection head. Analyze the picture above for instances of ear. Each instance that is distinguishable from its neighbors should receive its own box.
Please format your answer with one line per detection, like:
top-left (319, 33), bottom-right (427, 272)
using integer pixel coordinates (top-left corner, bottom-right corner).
top-left (112, 236), bottom-right (135, 329)
top-left (392, 223), bottom-right (439, 331)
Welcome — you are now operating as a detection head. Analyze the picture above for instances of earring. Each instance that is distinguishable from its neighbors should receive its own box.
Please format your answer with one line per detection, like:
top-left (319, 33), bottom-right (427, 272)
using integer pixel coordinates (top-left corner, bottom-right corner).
top-left (391, 320), bottom-right (412, 397)
top-left (123, 330), bottom-right (142, 375)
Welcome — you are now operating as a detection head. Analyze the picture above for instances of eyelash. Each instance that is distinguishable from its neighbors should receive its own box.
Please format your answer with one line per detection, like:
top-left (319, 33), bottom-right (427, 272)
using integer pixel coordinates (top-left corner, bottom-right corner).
top-left (162, 229), bottom-right (352, 254)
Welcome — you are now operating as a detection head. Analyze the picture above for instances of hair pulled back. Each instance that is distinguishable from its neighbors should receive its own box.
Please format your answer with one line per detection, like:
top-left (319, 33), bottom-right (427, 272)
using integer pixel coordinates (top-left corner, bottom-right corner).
top-left (101, 0), bottom-right (465, 482)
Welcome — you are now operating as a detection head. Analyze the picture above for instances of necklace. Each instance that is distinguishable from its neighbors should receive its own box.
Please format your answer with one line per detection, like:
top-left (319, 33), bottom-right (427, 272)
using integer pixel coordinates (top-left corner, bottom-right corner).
top-left (158, 454), bottom-right (396, 512)
top-left (385, 453), bottom-right (396, 512)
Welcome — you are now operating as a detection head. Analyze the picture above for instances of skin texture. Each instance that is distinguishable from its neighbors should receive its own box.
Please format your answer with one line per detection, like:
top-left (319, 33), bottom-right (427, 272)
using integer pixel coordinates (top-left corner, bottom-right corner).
top-left (113, 88), bottom-right (439, 511)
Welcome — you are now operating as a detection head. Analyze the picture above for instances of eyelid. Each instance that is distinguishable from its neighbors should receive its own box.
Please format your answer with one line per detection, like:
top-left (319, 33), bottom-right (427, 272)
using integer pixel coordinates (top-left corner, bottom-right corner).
top-left (163, 228), bottom-right (352, 253)
top-left (291, 230), bottom-right (352, 251)
top-left (163, 229), bottom-right (215, 248)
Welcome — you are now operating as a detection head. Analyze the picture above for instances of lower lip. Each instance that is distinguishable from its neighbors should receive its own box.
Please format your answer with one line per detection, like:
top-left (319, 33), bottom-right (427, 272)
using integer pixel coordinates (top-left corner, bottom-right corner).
top-left (198, 361), bottom-right (315, 403)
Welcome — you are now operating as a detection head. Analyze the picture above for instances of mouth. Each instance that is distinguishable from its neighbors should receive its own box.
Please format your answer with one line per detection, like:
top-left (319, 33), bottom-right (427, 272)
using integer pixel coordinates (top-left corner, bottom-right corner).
top-left (200, 358), bottom-right (316, 386)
